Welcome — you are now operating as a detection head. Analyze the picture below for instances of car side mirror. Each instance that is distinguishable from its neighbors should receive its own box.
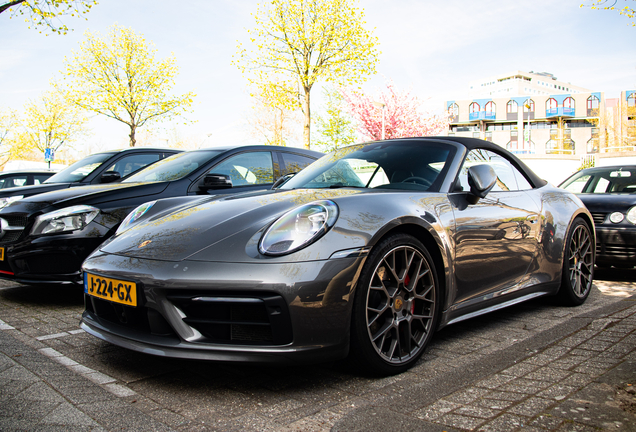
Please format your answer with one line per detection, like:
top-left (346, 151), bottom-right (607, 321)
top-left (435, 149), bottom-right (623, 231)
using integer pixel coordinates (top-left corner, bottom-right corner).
top-left (467, 164), bottom-right (497, 202)
top-left (199, 173), bottom-right (232, 191)
top-left (271, 172), bottom-right (296, 190)
top-left (100, 171), bottom-right (121, 183)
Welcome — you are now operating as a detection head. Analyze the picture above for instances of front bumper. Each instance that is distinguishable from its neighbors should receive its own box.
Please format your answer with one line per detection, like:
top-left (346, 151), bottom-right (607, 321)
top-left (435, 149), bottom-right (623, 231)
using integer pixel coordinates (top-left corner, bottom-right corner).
top-left (595, 226), bottom-right (636, 267)
top-left (0, 235), bottom-right (108, 284)
top-left (80, 251), bottom-right (366, 364)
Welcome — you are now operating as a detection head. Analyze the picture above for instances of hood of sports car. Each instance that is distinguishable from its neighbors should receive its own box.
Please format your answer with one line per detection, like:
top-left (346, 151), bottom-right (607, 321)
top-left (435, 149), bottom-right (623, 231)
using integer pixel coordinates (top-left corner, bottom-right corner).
top-left (100, 188), bottom-right (366, 262)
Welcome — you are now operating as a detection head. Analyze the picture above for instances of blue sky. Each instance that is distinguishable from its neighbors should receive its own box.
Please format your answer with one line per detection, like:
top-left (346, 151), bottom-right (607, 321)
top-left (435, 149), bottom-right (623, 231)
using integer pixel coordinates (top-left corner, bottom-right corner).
top-left (1, 0), bottom-right (635, 153)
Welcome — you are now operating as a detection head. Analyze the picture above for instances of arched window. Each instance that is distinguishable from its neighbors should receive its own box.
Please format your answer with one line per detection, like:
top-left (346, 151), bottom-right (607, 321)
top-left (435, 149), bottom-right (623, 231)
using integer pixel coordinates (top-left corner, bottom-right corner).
top-left (628, 93), bottom-right (636, 107)
top-left (485, 101), bottom-right (495, 119)
top-left (523, 99), bottom-right (535, 112)
top-left (546, 139), bottom-right (558, 154)
top-left (563, 97), bottom-right (574, 109)
top-left (587, 137), bottom-right (599, 153)
top-left (506, 100), bottom-right (518, 113)
top-left (448, 103), bottom-right (459, 122)
top-left (469, 102), bottom-right (480, 113)
top-left (546, 98), bottom-right (558, 111)
top-left (587, 96), bottom-right (599, 110)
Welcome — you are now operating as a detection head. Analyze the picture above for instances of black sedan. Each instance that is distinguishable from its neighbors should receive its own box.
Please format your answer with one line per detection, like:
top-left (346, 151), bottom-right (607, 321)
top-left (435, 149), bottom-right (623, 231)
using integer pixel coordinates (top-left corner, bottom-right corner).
top-left (0, 147), bottom-right (181, 208)
top-left (559, 165), bottom-right (636, 268)
top-left (80, 137), bottom-right (595, 376)
top-left (0, 145), bottom-right (321, 284)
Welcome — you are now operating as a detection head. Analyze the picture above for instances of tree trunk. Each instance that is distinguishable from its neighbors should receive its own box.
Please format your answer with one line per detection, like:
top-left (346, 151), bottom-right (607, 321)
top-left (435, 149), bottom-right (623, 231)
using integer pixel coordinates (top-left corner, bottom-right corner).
top-left (129, 124), bottom-right (137, 147)
top-left (302, 87), bottom-right (311, 149)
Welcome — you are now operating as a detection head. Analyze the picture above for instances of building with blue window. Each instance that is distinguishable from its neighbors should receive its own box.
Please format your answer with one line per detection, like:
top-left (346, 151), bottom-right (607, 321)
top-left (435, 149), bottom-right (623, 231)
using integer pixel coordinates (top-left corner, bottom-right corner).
top-left (445, 71), bottom-right (635, 182)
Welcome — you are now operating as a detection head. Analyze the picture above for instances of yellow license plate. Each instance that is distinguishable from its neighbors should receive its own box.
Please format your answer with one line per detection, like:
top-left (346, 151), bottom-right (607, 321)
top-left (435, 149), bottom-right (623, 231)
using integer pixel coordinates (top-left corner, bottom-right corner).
top-left (0, 247), bottom-right (4, 261)
top-left (85, 273), bottom-right (137, 306)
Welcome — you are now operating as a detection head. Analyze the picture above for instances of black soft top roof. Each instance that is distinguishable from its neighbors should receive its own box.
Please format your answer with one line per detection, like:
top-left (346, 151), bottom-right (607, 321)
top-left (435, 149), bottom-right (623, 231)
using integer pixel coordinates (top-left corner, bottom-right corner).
top-left (381, 136), bottom-right (548, 189)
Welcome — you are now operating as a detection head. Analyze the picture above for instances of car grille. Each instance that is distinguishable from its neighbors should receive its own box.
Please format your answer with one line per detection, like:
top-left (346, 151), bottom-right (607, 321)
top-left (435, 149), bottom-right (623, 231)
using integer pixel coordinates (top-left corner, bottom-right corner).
top-left (167, 291), bottom-right (293, 345)
top-left (591, 212), bottom-right (606, 225)
top-left (86, 290), bottom-right (293, 346)
top-left (597, 243), bottom-right (636, 258)
top-left (0, 214), bottom-right (29, 244)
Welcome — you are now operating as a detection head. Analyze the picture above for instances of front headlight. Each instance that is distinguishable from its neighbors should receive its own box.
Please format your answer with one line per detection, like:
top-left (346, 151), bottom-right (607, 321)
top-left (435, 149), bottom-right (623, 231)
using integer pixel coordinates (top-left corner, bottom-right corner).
top-left (259, 200), bottom-right (338, 256)
top-left (0, 195), bottom-right (23, 209)
top-left (116, 200), bottom-right (157, 234)
top-left (627, 206), bottom-right (636, 224)
top-left (31, 205), bottom-right (99, 236)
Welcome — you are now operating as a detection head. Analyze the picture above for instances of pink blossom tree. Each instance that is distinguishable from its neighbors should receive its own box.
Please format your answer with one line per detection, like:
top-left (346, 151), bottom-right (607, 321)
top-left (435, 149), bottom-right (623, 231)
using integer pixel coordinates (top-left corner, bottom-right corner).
top-left (340, 82), bottom-right (450, 140)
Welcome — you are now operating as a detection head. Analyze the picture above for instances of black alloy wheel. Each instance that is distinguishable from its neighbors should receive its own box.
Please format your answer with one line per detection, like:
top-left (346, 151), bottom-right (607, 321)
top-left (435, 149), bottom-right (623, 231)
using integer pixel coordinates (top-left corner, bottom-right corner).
top-left (557, 217), bottom-right (594, 306)
top-left (350, 233), bottom-right (439, 375)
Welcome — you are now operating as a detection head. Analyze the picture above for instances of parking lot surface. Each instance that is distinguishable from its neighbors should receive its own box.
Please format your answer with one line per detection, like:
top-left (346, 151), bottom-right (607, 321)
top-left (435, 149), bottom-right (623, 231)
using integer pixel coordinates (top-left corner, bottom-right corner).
top-left (0, 269), bottom-right (635, 431)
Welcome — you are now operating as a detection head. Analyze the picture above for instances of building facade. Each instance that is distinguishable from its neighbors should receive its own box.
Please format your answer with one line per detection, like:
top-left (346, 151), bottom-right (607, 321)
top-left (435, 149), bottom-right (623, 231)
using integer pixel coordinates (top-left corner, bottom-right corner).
top-left (445, 71), bottom-right (636, 183)
top-left (446, 91), bottom-right (603, 157)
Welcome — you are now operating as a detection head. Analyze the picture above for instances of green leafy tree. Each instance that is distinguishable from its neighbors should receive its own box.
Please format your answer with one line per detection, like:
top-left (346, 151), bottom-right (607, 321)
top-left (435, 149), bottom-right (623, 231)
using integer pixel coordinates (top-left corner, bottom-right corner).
top-left (12, 90), bottom-right (88, 160)
top-left (235, 0), bottom-right (379, 149)
top-left (0, 0), bottom-right (97, 34)
top-left (313, 87), bottom-right (356, 152)
top-left (248, 86), bottom-right (301, 146)
top-left (57, 24), bottom-right (195, 147)
top-left (581, 0), bottom-right (635, 26)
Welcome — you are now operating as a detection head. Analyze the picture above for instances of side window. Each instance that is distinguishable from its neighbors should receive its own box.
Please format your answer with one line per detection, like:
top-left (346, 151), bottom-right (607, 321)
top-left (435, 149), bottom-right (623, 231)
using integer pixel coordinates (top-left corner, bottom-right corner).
top-left (1, 175), bottom-right (29, 188)
top-left (106, 154), bottom-right (161, 178)
top-left (280, 152), bottom-right (316, 176)
top-left (211, 151), bottom-right (274, 186)
top-left (34, 174), bottom-right (52, 185)
top-left (458, 149), bottom-right (532, 192)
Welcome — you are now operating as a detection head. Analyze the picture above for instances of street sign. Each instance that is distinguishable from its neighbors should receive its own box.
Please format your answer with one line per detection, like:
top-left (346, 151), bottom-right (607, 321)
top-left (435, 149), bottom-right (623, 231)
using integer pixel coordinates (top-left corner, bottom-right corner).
top-left (44, 148), bottom-right (54, 162)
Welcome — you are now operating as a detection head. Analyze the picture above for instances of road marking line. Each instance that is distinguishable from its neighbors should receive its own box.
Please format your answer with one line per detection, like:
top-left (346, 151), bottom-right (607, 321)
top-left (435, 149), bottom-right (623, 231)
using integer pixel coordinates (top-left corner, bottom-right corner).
top-left (36, 332), bottom-right (70, 341)
top-left (0, 319), bottom-right (15, 330)
top-left (38, 347), bottom-right (137, 397)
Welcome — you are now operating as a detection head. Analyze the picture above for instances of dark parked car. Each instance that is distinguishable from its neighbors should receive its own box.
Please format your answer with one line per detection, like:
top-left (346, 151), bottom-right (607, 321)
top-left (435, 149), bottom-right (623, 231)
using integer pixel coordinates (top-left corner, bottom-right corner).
top-left (0, 169), bottom-right (56, 189)
top-left (559, 165), bottom-right (636, 268)
top-left (80, 137), bottom-right (594, 376)
top-left (0, 148), bottom-right (181, 209)
top-left (0, 145), bottom-right (322, 284)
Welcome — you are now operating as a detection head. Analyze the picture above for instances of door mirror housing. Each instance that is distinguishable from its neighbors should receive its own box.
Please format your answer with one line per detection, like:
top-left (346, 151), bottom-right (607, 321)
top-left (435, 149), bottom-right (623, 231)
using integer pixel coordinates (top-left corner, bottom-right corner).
top-left (100, 171), bottom-right (121, 183)
top-left (467, 164), bottom-right (497, 201)
top-left (199, 173), bottom-right (232, 191)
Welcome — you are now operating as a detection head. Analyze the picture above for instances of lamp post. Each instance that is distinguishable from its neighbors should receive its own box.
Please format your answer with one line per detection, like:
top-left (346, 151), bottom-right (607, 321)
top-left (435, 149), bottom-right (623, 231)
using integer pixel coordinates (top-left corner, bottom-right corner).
top-left (373, 101), bottom-right (386, 140)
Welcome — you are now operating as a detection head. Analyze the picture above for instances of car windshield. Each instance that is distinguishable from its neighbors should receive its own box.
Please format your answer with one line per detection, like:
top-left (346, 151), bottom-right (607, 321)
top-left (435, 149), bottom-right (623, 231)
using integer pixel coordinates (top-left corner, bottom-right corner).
top-left (281, 141), bottom-right (455, 192)
top-left (560, 167), bottom-right (636, 194)
top-left (44, 153), bottom-right (115, 183)
top-left (123, 150), bottom-right (223, 183)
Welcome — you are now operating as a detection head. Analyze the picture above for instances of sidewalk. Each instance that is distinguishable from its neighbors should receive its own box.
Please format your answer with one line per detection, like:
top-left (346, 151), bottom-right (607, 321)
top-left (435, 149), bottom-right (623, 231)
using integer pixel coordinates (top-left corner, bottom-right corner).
top-left (0, 287), bottom-right (634, 431)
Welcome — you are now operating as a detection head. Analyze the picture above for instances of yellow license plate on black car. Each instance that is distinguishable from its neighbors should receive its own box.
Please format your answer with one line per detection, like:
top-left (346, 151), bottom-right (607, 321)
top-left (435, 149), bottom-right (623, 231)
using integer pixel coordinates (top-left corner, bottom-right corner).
top-left (0, 247), bottom-right (4, 261)
top-left (85, 273), bottom-right (137, 307)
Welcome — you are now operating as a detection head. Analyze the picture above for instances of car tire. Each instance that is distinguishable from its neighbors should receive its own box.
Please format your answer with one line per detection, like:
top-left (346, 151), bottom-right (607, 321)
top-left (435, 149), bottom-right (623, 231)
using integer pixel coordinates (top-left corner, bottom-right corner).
top-left (556, 217), bottom-right (594, 306)
top-left (349, 233), bottom-right (440, 376)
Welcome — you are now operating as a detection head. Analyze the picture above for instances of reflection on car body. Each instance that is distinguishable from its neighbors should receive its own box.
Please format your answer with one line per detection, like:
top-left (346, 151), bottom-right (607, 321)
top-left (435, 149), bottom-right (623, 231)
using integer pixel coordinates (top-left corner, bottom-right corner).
top-left (80, 137), bottom-right (594, 376)
top-left (0, 145), bottom-right (321, 284)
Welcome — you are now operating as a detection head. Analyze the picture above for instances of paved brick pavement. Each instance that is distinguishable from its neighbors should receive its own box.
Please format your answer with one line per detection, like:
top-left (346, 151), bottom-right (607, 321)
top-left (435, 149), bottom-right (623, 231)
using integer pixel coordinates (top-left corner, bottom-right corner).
top-left (0, 277), bottom-right (634, 431)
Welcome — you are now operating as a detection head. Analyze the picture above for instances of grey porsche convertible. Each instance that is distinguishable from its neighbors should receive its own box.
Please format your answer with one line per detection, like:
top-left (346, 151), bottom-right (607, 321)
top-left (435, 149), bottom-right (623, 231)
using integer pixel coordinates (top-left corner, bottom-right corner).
top-left (80, 137), bottom-right (595, 375)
